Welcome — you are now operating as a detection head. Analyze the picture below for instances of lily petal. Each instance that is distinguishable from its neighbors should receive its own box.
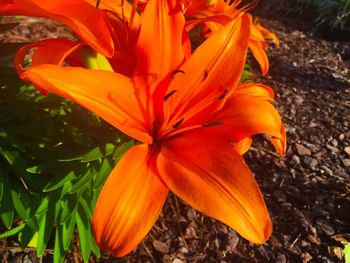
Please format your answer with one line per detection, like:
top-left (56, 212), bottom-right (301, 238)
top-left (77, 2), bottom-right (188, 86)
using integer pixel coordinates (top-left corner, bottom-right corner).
top-left (208, 94), bottom-right (286, 156)
top-left (0, 0), bottom-right (114, 57)
top-left (166, 14), bottom-right (251, 125)
top-left (22, 65), bottom-right (152, 144)
top-left (157, 131), bottom-right (272, 244)
top-left (234, 83), bottom-right (274, 102)
top-left (135, 0), bottom-right (185, 91)
top-left (14, 38), bottom-right (82, 76)
top-left (248, 39), bottom-right (269, 76)
top-left (234, 136), bottom-right (252, 155)
top-left (93, 144), bottom-right (168, 257)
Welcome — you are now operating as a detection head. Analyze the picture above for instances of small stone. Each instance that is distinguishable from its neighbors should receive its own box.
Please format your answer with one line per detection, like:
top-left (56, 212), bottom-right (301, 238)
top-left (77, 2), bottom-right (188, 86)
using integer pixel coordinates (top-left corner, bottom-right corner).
top-left (152, 240), bottom-right (169, 254)
top-left (332, 72), bottom-right (344, 80)
top-left (180, 246), bottom-right (189, 254)
top-left (316, 220), bottom-right (335, 236)
top-left (302, 252), bottom-right (313, 263)
top-left (308, 234), bottom-right (321, 245)
top-left (344, 146), bottom-right (350, 156)
top-left (276, 253), bottom-right (287, 263)
top-left (301, 240), bottom-right (310, 247)
top-left (291, 30), bottom-right (301, 37)
top-left (321, 165), bottom-right (333, 176)
top-left (303, 156), bottom-right (318, 169)
top-left (331, 139), bottom-right (338, 147)
top-left (173, 259), bottom-right (185, 263)
top-left (294, 95), bottom-right (304, 105)
top-left (326, 144), bottom-right (339, 153)
top-left (292, 155), bottom-right (301, 165)
top-left (328, 246), bottom-right (344, 260)
top-left (186, 208), bottom-right (197, 221)
top-left (296, 143), bottom-right (311, 155)
top-left (342, 159), bottom-right (350, 167)
top-left (339, 133), bottom-right (345, 141)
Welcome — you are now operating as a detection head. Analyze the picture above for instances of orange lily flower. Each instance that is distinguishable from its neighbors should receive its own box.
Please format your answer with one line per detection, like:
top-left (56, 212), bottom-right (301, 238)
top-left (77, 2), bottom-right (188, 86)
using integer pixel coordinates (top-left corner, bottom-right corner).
top-left (0, 0), bottom-right (114, 57)
top-left (20, 0), bottom-right (285, 257)
top-left (184, 0), bottom-right (280, 76)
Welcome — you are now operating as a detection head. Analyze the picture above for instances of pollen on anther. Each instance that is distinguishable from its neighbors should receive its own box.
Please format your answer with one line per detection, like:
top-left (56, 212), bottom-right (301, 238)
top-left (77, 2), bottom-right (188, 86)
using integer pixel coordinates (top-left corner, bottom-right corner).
top-left (203, 69), bottom-right (209, 81)
top-left (164, 90), bottom-right (178, 101)
top-left (170, 69), bottom-right (185, 79)
top-left (172, 118), bottom-right (184, 128)
top-left (218, 89), bottom-right (228, 100)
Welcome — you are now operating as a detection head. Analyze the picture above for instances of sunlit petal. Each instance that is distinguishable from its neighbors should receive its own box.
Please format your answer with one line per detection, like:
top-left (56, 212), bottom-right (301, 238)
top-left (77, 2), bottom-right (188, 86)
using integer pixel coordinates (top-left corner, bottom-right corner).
top-left (134, 0), bottom-right (185, 91)
top-left (93, 144), bottom-right (168, 257)
top-left (23, 65), bottom-right (152, 144)
top-left (165, 14), bottom-right (251, 126)
top-left (157, 131), bottom-right (272, 244)
top-left (209, 94), bottom-right (286, 155)
top-left (0, 0), bottom-right (114, 57)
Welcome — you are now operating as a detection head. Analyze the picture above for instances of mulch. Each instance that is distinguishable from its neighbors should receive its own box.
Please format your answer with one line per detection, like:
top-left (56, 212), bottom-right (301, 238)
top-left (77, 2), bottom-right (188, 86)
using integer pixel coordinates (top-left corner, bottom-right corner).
top-left (0, 14), bottom-right (349, 263)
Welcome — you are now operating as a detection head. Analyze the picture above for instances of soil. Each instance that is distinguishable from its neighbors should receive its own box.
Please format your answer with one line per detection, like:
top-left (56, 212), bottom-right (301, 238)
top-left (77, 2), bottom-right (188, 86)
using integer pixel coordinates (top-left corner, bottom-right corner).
top-left (0, 13), bottom-right (349, 263)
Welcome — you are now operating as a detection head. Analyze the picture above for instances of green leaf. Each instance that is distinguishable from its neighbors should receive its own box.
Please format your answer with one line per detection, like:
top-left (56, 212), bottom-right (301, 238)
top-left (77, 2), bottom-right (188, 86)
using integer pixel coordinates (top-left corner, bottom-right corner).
top-left (19, 226), bottom-right (37, 248)
top-left (28, 231), bottom-right (39, 248)
top-left (113, 140), bottom-right (134, 161)
top-left (59, 194), bottom-right (78, 224)
top-left (93, 158), bottom-right (113, 190)
top-left (90, 232), bottom-right (100, 258)
top-left (82, 143), bottom-right (115, 162)
top-left (54, 225), bottom-right (65, 263)
top-left (0, 168), bottom-right (4, 202)
top-left (345, 243), bottom-right (350, 263)
top-left (70, 169), bottom-right (93, 193)
top-left (0, 223), bottom-right (25, 239)
top-left (36, 205), bottom-right (56, 257)
top-left (34, 196), bottom-right (50, 216)
top-left (11, 189), bottom-right (28, 220)
top-left (43, 171), bottom-right (75, 192)
top-left (0, 172), bottom-right (14, 229)
top-left (62, 209), bottom-right (76, 250)
top-left (76, 202), bottom-right (92, 262)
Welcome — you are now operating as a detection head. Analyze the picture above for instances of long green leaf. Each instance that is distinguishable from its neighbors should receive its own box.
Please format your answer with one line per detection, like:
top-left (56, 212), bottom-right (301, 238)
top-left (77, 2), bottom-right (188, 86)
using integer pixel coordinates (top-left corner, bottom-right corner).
top-left (54, 225), bottom-right (65, 263)
top-left (0, 223), bottom-right (25, 239)
top-left (62, 209), bottom-right (76, 250)
top-left (0, 172), bottom-right (14, 229)
top-left (43, 171), bottom-right (75, 192)
top-left (76, 202), bottom-right (91, 262)
top-left (36, 205), bottom-right (56, 257)
top-left (82, 143), bottom-right (115, 162)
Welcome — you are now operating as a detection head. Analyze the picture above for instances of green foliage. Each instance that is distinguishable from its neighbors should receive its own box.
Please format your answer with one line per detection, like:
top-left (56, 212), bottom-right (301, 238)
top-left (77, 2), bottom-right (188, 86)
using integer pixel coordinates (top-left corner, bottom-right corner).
top-left (0, 53), bottom-right (134, 262)
top-left (258, 0), bottom-right (350, 31)
top-left (314, 0), bottom-right (350, 30)
top-left (345, 243), bottom-right (350, 263)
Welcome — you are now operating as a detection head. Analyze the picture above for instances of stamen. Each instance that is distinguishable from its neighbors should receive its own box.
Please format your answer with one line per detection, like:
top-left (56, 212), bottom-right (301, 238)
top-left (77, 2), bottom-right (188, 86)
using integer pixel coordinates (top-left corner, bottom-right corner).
top-left (203, 69), bottom-right (209, 81)
top-left (202, 121), bottom-right (223, 128)
top-left (170, 69), bottom-right (185, 79)
top-left (218, 89), bottom-right (228, 100)
top-left (164, 90), bottom-right (178, 101)
top-left (96, 0), bottom-right (100, 8)
top-left (172, 118), bottom-right (184, 128)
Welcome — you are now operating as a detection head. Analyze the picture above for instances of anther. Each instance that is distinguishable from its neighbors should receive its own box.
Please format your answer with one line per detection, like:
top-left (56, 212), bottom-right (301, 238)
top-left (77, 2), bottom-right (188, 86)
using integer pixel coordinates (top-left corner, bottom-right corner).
top-left (172, 118), bottom-right (184, 128)
top-left (202, 121), bottom-right (223, 128)
top-left (218, 89), bottom-right (228, 100)
top-left (170, 69), bottom-right (185, 79)
top-left (203, 69), bottom-right (209, 81)
top-left (164, 90), bottom-right (178, 101)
